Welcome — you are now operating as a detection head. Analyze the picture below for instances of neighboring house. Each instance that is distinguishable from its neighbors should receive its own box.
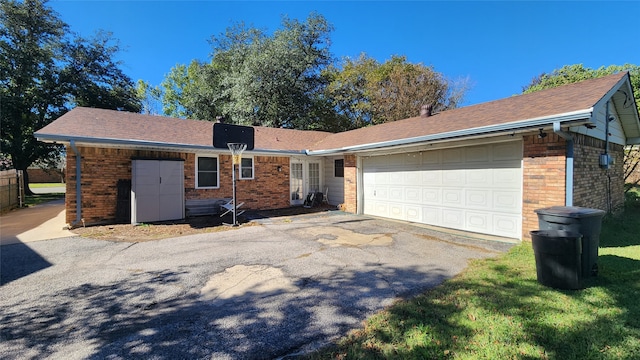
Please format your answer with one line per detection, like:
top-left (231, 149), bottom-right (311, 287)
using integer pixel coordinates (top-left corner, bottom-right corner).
top-left (35, 72), bottom-right (640, 241)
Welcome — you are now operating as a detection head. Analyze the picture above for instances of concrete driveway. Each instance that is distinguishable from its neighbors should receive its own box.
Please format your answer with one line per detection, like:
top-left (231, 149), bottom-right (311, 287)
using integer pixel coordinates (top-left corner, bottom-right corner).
top-left (0, 211), bottom-right (514, 359)
top-left (0, 199), bottom-right (76, 246)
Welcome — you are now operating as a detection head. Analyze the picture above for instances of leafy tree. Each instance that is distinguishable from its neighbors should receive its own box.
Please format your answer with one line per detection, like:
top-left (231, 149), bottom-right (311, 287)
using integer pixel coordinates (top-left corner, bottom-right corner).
top-left (322, 54), bottom-right (378, 129)
top-left (370, 55), bottom-right (466, 124)
top-left (161, 60), bottom-right (223, 120)
top-left (135, 79), bottom-right (162, 115)
top-left (324, 54), bottom-right (468, 129)
top-left (160, 13), bottom-right (334, 129)
top-left (160, 14), bottom-right (467, 132)
top-left (0, 0), bottom-right (140, 194)
top-left (523, 64), bottom-right (640, 190)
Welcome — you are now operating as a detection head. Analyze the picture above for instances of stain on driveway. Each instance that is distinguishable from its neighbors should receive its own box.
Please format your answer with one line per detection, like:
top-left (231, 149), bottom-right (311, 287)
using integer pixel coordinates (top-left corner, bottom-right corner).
top-left (0, 212), bottom-right (514, 359)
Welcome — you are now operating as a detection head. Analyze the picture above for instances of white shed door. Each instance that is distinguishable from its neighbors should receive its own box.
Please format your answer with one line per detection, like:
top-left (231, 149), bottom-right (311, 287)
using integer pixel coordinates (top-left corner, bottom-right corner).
top-left (132, 160), bottom-right (184, 224)
top-left (363, 141), bottom-right (522, 238)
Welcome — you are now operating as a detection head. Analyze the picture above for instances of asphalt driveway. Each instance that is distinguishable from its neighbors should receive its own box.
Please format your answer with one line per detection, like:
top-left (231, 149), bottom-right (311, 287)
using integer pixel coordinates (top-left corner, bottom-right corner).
top-left (0, 211), bottom-right (514, 359)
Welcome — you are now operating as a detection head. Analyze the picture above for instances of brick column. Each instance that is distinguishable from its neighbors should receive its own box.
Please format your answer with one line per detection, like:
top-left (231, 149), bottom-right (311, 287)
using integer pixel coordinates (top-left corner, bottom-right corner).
top-left (522, 134), bottom-right (567, 240)
top-left (343, 154), bottom-right (358, 213)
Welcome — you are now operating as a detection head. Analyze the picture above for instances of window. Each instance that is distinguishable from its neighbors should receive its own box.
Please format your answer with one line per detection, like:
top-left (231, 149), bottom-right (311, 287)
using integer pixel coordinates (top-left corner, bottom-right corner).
top-left (240, 157), bottom-right (254, 179)
top-left (196, 156), bottom-right (218, 188)
top-left (334, 159), bottom-right (344, 178)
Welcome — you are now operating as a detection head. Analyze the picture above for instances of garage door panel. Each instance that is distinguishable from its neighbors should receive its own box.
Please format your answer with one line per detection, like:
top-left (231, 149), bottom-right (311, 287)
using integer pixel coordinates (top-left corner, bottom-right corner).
top-left (466, 168), bottom-right (492, 186)
top-left (442, 209), bottom-right (464, 228)
top-left (422, 188), bottom-right (441, 205)
top-left (364, 141), bottom-right (522, 239)
top-left (422, 152), bottom-right (440, 165)
top-left (374, 172), bottom-right (389, 185)
top-left (493, 214), bottom-right (521, 238)
top-left (405, 206), bottom-right (420, 221)
top-left (494, 168), bottom-right (521, 187)
top-left (443, 170), bottom-right (465, 186)
top-left (405, 171), bottom-right (421, 184)
top-left (389, 187), bottom-right (403, 201)
top-left (374, 202), bottom-right (389, 217)
top-left (405, 187), bottom-right (421, 203)
top-left (494, 142), bottom-right (522, 160)
top-left (466, 211), bottom-right (490, 233)
top-left (422, 170), bottom-right (442, 185)
top-left (422, 206), bottom-right (441, 223)
top-left (466, 190), bottom-right (490, 209)
top-left (442, 148), bottom-right (463, 164)
top-left (389, 204), bottom-right (403, 219)
top-left (374, 187), bottom-right (389, 200)
top-left (442, 189), bottom-right (463, 206)
top-left (389, 171), bottom-right (404, 184)
top-left (404, 153), bottom-right (421, 166)
top-left (493, 190), bottom-right (520, 211)
top-left (466, 146), bottom-right (490, 162)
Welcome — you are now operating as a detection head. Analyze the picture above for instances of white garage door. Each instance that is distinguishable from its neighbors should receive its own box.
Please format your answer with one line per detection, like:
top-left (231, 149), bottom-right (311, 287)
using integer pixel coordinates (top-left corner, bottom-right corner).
top-left (363, 141), bottom-right (522, 238)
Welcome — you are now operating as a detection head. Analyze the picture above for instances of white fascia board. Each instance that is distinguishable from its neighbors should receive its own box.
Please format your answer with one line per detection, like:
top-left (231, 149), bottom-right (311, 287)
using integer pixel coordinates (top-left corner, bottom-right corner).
top-left (34, 133), bottom-right (306, 156)
top-left (306, 108), bottom-right (594, 155)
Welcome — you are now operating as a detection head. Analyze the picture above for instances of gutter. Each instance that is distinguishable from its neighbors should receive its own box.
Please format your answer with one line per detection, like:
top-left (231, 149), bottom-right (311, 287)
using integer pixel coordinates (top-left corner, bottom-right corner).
top-left (306, 108), bottom-right (593, 156)
top-left (68, 140), bottom-right (83, 227)
top-left (553, 122), bottom-right (574, 207)
top-left (34, 134), bottom-right (307, 156)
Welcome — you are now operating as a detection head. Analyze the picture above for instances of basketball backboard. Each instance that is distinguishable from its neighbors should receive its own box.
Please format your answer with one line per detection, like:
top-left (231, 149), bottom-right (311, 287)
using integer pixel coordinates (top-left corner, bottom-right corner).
top-left (213, 123), bottom-right (255, 150)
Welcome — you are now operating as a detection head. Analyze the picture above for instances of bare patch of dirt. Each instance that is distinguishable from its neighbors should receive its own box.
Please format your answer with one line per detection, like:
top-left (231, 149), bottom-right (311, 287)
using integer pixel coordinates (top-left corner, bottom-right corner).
top-left (71, 206), bottom-right (337, 242)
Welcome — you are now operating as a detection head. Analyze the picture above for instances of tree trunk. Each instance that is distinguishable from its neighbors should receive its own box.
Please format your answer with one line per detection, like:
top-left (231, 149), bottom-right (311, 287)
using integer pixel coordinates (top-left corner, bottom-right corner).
top-left (21, 168), bottom-right (34, 196)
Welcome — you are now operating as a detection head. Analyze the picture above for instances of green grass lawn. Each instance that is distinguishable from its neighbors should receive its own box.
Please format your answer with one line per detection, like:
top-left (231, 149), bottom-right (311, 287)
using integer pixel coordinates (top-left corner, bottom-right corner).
top-left (306, 200), bottom-right (640, 359)
top-left (23, 193), bottom-right (64, 207)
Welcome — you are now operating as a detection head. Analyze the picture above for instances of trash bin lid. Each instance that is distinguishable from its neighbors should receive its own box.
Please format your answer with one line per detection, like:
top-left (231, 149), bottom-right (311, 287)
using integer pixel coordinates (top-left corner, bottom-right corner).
top-left (534, 206), bottom-right (606, 218)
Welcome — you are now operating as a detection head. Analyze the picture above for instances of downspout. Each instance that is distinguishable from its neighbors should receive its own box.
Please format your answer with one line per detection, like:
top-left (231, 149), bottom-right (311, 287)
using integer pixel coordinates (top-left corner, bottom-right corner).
top-left (553, 122), bottom-right (574, 206)
top-left (68, 140), bottom-right (82, 227)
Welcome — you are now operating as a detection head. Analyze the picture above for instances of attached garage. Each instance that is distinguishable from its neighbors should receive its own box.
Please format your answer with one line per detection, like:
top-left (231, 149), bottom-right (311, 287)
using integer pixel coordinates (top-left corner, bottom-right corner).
top-left (362, 140), bottom-right (523, 239)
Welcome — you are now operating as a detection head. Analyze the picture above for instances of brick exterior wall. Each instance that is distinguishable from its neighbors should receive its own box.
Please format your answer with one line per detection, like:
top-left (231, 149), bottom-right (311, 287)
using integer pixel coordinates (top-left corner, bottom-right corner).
top-left (66, 146), bottom-right (290, 225)
top-left (342, 155), bottom-right (357, 213)
top-left (522, 133), bottom-right (567, 240)
top-left (521, 133), bottom-right (625, 240)
top-left (573, 134), bottom-right (625, 212)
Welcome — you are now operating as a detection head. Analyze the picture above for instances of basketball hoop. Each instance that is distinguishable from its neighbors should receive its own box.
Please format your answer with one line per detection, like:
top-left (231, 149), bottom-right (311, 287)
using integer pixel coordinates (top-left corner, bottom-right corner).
top-left (228, 143), bottom-right (247, 165)
top-left (227, 143), bottom-right (247, 226)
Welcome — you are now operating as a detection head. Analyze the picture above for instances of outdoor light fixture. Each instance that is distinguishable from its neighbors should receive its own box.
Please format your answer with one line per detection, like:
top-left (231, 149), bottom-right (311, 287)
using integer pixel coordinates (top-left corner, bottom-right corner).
top-left (538, 129), bottom-right (547, 139)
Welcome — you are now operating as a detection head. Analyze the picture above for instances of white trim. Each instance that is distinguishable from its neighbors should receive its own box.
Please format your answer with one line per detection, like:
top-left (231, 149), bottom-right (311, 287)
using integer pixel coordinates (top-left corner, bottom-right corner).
top-left (195, 155), bottom-right (220, 189)
top-left (239, 156), bottom-right (254, 180)
top-left (306, 108), bottom-right (593, 155)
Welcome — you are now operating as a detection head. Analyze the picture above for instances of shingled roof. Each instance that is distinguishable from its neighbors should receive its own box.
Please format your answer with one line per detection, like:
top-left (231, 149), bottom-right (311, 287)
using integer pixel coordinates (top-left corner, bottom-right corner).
top-left (35, 107), bottom-right (331, 153)
top-left (36, 72), bottom-right (638, 153)
top-left (308, 71), bottom-right (632, 153)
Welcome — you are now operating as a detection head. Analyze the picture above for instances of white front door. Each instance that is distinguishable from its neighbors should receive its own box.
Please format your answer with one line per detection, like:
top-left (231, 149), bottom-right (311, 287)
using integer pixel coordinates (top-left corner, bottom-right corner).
top-left (290, 160), bottom-right (321, 205)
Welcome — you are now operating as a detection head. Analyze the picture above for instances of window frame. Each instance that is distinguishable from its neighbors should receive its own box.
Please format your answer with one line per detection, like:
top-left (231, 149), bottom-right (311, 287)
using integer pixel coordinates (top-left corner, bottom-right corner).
top-left (334, 158), bottom-right (344, 178)
top-left (239, 156), bottom-right (254, 180)
top-left (195, 155), bottom-right (220, 189)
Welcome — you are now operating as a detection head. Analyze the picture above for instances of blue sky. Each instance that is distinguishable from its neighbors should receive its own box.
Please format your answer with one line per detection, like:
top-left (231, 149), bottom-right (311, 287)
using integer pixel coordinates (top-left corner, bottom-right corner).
top-left (50, 0), bottom-right (640, 107)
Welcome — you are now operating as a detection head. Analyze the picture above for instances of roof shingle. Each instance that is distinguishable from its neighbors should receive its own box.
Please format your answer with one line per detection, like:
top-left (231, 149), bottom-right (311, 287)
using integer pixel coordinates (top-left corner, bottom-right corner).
top-left (36, 72), bottom-right (630, 152)
top-left (308, 72), bottom-right (627, 151)
top-left (36, 107), bottom-right (331, 152)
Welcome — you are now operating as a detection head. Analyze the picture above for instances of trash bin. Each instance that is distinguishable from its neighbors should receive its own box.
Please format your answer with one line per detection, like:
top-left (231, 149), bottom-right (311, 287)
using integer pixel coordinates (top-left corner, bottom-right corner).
top-left (530, 230), bottom-right (583, 290)
top-left (535, 206), bottom-right (606, 278)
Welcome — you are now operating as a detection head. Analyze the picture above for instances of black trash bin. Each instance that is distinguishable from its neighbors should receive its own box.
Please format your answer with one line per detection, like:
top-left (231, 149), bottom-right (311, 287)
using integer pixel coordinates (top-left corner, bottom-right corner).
top-left (535, 206), bottom-right (605, 278)
top-left (530, 230), bottom-right (583, 290)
